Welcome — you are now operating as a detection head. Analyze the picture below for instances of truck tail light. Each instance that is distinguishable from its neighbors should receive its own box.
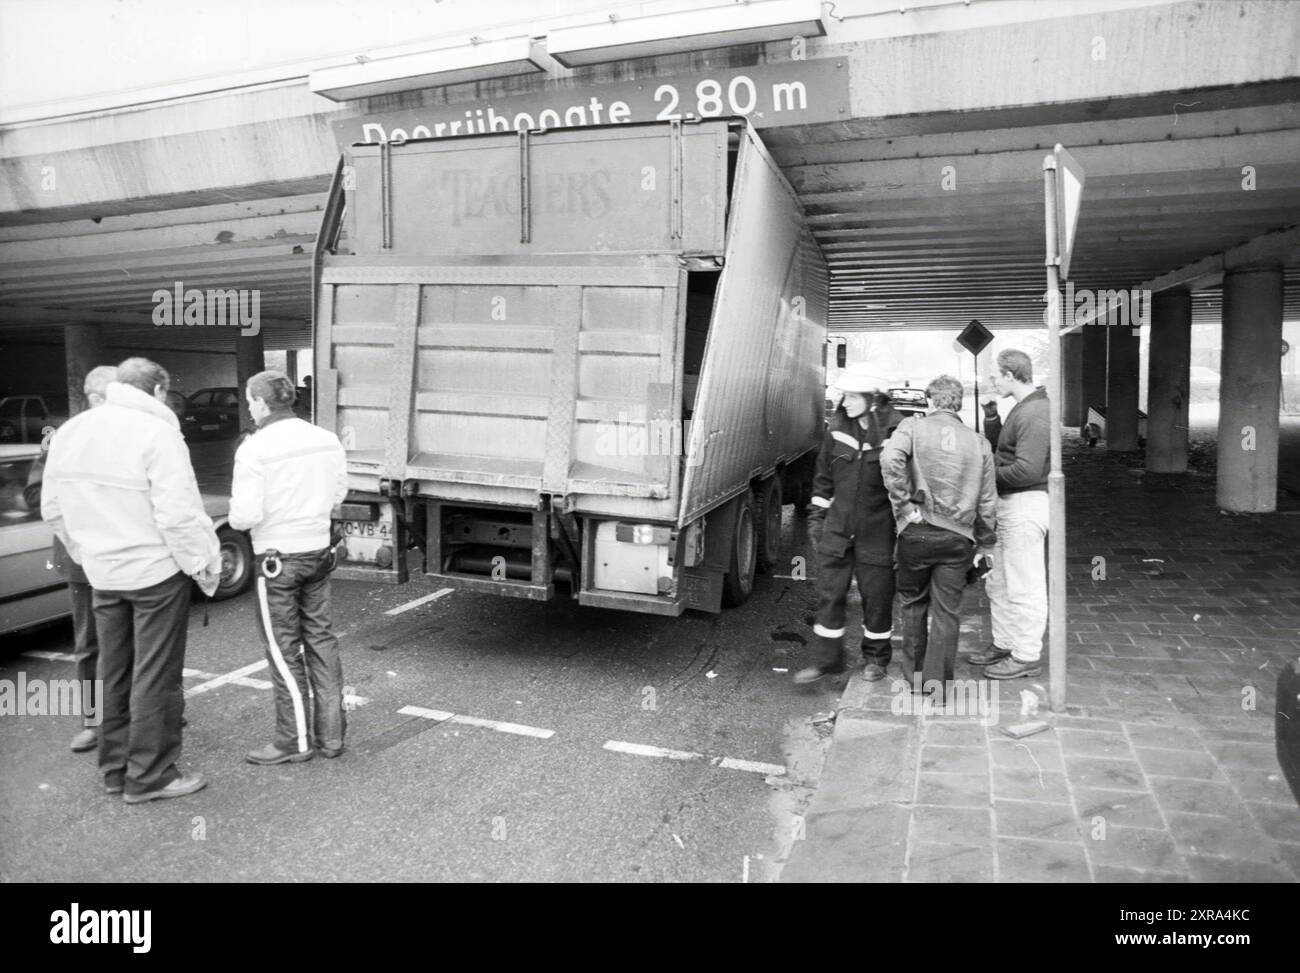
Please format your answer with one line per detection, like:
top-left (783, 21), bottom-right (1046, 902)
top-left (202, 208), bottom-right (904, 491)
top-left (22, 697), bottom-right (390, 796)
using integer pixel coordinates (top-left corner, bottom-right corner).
top-left (615, 523), bottom-right (673, 545)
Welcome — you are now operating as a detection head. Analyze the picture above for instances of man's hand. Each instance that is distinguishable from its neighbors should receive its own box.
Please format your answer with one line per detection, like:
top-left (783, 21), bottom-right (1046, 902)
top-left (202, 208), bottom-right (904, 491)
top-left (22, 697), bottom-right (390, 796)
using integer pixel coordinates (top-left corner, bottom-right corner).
top-left (194, 552), bottom-right (223, 598)
top-left (806, 508), bottom-right (825, 551)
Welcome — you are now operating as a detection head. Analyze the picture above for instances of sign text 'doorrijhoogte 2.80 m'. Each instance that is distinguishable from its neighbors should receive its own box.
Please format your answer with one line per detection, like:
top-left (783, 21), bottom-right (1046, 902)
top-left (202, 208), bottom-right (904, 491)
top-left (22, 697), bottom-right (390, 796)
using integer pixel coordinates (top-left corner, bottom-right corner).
top-left (331, 58), bottom-right (849, 147)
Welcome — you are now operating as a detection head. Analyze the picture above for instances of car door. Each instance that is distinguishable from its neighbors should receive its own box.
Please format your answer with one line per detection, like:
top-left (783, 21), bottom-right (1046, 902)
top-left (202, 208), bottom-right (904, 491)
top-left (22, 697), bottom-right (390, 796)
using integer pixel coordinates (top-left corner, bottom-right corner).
top-left (213, 390), bottom-right (240, 437)
top-left (0, 449), bottom-right (68, 635)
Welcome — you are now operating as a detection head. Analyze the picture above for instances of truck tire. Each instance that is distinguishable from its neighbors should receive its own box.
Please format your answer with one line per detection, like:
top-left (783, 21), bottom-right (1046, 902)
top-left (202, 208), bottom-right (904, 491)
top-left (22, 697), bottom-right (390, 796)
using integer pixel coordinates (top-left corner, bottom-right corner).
top-left (1277, 659), bottom-right (1300, 804)
top-left (212, 527), bottom-right (254, 601)
top-left (721, 492), bottom-right (757, 607)
top-left (755, 476), bottom-right (782, 574)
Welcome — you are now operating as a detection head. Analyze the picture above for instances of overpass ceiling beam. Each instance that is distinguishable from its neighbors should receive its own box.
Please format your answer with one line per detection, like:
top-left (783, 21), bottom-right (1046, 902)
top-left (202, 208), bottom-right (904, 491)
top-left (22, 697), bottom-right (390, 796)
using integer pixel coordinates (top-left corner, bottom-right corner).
top-left (0, 304), bottom-right (304, 329)
top-left (770, 105), bottom-right (1300, 168)
top-left (0, 194), bottom-right (327, 244)
top-left (0, 248), bottom-right (311, 285)
top-left (1141, 225), bottom-right (1300, 295)
top-left (0, 212), bottom-right (321, 262)
top-left (784, 132), bottom-right (1300, 195)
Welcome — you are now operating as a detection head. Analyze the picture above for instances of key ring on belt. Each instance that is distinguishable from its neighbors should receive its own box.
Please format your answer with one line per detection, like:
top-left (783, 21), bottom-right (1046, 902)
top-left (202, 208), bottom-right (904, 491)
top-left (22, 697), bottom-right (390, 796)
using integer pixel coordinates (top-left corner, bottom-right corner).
top-left (260, 549), bottom-right (283, 579)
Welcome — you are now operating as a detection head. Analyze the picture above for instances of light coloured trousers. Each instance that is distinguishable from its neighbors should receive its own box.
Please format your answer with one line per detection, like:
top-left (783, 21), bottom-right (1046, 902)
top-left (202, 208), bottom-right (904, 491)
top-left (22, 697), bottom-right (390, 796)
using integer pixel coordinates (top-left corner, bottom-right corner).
top-left (986, 490), bottom-right (1049, 663)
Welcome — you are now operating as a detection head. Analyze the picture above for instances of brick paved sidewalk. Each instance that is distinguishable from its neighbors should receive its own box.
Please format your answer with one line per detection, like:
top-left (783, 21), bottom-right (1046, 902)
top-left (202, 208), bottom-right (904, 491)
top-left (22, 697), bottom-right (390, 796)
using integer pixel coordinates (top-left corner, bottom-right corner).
top-left (781, 444), bottom-right (1300, 882)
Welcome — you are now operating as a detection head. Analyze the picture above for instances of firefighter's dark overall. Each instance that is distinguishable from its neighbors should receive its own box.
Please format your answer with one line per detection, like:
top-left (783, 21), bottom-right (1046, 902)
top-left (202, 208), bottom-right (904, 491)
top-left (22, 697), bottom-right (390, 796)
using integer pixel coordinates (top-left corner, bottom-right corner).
top-left (806, 403), bottom-right (903, 672)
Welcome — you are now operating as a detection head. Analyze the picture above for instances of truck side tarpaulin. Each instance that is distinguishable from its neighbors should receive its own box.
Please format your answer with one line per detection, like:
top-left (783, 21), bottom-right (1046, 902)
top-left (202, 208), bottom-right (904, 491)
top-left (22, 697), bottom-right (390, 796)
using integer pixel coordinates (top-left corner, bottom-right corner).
top-left (678, 124), bottom-right (828, 526)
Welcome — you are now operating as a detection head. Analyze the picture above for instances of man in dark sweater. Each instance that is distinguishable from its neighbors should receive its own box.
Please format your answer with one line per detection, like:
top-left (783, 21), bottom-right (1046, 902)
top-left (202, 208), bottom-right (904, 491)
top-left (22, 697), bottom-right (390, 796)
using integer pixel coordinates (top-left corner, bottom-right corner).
top-left (967, 349), bottom-right (1050, 679)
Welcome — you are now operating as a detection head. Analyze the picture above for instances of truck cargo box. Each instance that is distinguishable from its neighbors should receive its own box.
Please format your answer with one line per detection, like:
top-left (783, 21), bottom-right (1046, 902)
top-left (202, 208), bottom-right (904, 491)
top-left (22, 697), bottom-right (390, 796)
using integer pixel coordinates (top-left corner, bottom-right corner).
top-left (314, 119), bottom-right (827, 615)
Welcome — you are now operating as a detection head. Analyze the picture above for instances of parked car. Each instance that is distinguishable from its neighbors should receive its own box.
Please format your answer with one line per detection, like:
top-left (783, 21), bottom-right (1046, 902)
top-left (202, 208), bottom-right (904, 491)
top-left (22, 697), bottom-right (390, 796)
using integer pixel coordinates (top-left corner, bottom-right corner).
top-left (0, 443), bottom-right (253, 639)
top-left (180, 387), bottom-right (241, 441)
top-left (164, 389), bottom-right (188, 419)
top-left (0, 395), bottom-right (68, 445)
top-left (889, 386), bottom-right (929, 418)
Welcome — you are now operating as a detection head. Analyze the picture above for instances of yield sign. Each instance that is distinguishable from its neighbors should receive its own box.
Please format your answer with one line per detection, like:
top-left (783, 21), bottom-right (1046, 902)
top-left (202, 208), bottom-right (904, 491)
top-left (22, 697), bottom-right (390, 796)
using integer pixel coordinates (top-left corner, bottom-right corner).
top-left (1054, 144), bottom-right (1086, 280)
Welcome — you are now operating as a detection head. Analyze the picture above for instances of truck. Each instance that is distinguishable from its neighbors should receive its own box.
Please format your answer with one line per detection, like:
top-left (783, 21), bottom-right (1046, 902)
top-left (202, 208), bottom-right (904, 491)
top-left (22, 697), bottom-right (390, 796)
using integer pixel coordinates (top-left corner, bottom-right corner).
top-left (312, 118), bottom-right (828, 616)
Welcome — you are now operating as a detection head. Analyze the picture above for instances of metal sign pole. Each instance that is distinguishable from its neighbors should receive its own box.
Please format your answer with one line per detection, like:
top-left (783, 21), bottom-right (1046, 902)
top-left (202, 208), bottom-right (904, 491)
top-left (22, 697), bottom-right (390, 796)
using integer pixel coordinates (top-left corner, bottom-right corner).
top-left (1042, 156), bottom-right (1068, 712)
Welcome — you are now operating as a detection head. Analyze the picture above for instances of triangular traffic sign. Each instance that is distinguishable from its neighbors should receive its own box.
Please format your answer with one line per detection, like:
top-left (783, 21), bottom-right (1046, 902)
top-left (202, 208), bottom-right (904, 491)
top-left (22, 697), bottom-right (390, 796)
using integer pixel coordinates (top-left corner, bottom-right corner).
top-left (1054, 144), bottom-right (1086, 280)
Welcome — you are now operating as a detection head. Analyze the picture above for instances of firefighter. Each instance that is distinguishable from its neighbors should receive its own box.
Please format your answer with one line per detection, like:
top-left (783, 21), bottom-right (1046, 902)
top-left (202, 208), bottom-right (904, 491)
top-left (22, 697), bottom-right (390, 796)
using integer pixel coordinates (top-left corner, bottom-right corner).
top-left (228, 371), bottom-right (349, 765)
top-left (794, 364), bottom-right (904, 685)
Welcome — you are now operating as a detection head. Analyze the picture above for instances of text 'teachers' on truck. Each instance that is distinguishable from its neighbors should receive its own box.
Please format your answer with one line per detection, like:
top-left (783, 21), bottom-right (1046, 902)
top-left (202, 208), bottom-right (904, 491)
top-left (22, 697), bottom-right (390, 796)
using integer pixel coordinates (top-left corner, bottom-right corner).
top-left (313, 118), bottom-right (828, 615)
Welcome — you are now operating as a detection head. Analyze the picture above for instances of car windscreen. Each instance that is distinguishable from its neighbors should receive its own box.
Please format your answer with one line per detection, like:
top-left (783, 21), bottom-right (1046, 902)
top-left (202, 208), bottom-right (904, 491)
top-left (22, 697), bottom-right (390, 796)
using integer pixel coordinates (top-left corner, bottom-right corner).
top-left (0, 455), bottom-right (41, 525)
top-left (890, 389), bottom-right (928, 405)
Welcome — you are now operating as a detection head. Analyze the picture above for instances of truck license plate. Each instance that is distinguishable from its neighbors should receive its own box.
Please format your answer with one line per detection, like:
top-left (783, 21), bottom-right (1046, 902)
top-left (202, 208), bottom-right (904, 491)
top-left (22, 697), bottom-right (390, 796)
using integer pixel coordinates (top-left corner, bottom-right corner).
top-left (340, 517), bottom-right (393, 563)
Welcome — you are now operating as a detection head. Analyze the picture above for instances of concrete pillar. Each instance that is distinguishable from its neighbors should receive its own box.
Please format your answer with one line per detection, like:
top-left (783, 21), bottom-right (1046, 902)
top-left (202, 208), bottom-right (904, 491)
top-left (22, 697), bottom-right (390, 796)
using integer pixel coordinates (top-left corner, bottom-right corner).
top-left (1105, 325), bottom-right (1141, 451)
top-left (1217, 267), bottom-right (1283, 512)
top-left (1146, 290), bottom-right (1192, 473)
top-left (1080, 322), bottom-right (1107, 421)
top-left (64, 323), bottom-right (104, 417)
top-left (1061, 330), bottom-right (1084, 426)
top-left (235, 330), bottom-right (265, 433)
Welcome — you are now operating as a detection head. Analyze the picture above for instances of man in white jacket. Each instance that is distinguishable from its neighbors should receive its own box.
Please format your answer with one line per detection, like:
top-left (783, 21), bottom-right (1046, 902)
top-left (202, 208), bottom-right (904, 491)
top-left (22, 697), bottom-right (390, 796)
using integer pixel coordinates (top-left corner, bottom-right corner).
top-left (229, 371), bottom-right (348, 765)
top-left (42, 357), bottom-right (220, 804)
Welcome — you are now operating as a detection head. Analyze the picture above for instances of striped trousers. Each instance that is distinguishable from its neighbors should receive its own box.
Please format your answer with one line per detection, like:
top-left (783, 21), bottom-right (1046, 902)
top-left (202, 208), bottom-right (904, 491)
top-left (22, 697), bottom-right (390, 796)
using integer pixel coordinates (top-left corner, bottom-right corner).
top-left (253, 548), bottom-right (345, 755)
top-left (811, 552), bottom-right (895, 672)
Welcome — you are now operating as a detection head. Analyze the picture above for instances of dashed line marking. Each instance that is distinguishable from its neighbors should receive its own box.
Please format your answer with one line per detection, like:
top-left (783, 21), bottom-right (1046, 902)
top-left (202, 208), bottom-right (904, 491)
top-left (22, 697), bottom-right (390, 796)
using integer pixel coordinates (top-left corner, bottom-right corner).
top-left (385, 588), bottom-right (454, 616)
top-left (398, 704), bottom-right (554, 739)
top-left (603, 739), bottom-right (786, 776)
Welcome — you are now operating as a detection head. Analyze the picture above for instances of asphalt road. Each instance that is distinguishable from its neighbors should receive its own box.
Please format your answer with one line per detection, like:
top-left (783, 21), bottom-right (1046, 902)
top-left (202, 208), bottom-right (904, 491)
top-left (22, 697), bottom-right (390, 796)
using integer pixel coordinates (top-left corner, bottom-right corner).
top-left (0, 508), bottom-right (835, 883)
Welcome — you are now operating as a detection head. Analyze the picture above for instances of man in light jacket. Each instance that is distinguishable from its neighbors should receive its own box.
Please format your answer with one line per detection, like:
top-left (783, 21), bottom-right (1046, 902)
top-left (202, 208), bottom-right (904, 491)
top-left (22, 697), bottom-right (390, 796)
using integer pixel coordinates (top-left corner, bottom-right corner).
top-left (229, 371), bottom-right (348, 766)
top-left (42, 357), bottom-right (220, 804)
top-left (880, 374), bottom-right (998, 695)
top-left (27, 364), bottom-right (117, 753)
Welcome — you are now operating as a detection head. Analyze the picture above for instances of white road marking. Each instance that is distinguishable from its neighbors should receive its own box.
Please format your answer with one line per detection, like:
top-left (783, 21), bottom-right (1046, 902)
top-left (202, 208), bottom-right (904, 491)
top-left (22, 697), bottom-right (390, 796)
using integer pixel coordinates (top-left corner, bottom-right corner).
top-left (183, 667), bottom-right (272, 691)
top-left (603, 739), bottom-right (786, 777)
top-left (180, 662), bottom-right (369, 707)
top-left (385, 588), bottom-right (454, 616)
top-left (20, 650), bottom-right (77, 662)
top-left (716, 755), bottom-right (787, 776)
top-left (604, 740), bottom-right (698, 761)
top-left (398, 704), bottom-right (554, 739)
top-left (185, 660), bottom-right (271, 697)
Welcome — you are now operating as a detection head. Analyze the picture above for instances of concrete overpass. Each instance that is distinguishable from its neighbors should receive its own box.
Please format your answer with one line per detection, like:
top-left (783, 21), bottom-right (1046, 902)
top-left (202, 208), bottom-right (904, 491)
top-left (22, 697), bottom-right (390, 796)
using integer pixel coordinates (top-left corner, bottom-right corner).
top-left (1, 0), bottom-right (1297, 510)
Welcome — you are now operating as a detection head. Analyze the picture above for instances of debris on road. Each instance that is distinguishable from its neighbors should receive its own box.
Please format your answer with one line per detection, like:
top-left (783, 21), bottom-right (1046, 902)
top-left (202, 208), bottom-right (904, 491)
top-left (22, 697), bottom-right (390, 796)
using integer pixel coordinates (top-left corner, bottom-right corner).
top-left (1001, 720), bottom-right (1051, 739)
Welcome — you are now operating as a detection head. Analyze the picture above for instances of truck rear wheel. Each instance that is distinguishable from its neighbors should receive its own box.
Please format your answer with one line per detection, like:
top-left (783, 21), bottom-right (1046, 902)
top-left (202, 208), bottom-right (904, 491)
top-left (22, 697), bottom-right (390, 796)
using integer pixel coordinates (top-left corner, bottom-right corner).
top-left (721, 492), bottom-right (757, 607)
top-left (755, 476), bottom-right (782, 574)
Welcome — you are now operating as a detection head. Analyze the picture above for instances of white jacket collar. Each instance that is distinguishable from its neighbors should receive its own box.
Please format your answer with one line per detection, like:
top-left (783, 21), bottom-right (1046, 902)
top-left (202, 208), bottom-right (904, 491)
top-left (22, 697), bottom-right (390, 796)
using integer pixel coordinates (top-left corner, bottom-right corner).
top-left (106, 381), bottom-right (180, 429)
